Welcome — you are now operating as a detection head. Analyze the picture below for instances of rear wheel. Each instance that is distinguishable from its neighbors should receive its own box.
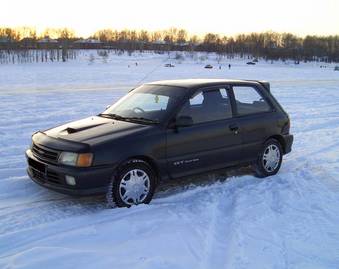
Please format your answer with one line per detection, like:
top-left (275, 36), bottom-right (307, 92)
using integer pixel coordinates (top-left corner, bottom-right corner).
top-left (107, 159), bottom-right (156, 207)
top-left (254, 139), bottom-right (283, 178)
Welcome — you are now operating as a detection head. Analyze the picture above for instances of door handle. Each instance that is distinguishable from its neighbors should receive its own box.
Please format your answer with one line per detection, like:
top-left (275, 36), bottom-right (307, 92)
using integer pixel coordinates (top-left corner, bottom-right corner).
top-left (229, 124), bottom-right (239, 134)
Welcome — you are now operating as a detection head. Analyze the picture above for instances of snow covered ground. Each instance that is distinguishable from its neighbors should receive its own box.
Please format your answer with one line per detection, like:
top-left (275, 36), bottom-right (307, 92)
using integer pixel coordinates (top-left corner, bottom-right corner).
top-left (0, 51), bottom-right (339, 268)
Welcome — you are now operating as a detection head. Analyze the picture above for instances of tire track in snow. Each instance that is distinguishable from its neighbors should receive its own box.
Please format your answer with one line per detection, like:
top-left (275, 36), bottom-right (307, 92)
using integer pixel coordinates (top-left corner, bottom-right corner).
top-left (0, 173), bottom-right (234, 237)
top-left (198, 180), bottom-right (250, 269)
top-left (0, 202), bottom-right (154, 259)
top-left (0, 196), bottom-right (106, 235)
top-left (198, 192), bottom-right (220, 269)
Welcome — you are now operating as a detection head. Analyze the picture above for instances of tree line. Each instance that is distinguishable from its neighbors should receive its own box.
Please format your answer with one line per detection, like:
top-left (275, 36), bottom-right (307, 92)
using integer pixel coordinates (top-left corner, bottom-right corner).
top-left (0, 27), bottom-right (338, 62)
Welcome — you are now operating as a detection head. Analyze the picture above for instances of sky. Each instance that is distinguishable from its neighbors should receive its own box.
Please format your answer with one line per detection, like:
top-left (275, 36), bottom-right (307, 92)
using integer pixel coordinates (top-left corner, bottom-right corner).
top-left (1, 0), bottom-right (338, 37)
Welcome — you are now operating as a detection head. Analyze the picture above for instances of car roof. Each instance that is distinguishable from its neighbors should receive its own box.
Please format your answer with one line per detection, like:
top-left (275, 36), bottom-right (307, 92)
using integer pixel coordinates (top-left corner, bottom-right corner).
top-left (146, 79), bottom-right (263, 89)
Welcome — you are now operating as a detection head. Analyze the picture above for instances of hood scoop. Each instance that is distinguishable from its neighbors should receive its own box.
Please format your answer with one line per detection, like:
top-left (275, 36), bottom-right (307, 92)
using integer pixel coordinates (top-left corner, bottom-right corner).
top-left (60, 123), bottom-right (106, 135)
top-left (65, 127), bottom-right (78, 134)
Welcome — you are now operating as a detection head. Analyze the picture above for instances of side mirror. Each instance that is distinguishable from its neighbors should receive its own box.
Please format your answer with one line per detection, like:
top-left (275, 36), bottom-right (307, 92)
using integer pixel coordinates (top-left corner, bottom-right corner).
top-left (175, 116), bottom-right (193, 127)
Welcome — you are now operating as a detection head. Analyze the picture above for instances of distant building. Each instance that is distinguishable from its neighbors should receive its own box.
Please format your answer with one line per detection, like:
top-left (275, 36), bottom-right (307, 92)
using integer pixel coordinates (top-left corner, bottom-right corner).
top-left (0, 37), bottom-right (11, 43)
top-left (152, 40), bottom-right (166, 45)
top-left (73, 38), bottom-right (102, 49)
top-left (20, 37), bottom-right (37, 49)
top-left (0, 37), bottom-right (12, 49)
top-left (175, 42), bottom-right (189, 46)
top-left (74, 38), bottom-right (102, 44)
top-left (150, 39), bottom-right (167, 51)
top-left (36, 37), bottom-right (59, 49)
top-left (21, 37), bottom-right (36, 43)
top-left (37, 37), bottom-right (58, 43)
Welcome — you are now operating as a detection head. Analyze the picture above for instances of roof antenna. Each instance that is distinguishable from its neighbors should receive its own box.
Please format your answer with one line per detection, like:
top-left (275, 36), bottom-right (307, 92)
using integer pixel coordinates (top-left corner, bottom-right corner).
top-left (134, 53), bottom-right (171, 87)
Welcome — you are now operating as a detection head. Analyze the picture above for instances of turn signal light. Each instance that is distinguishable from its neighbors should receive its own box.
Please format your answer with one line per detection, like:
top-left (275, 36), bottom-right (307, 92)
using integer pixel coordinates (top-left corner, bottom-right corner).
top-left (76, 153), bottom-right (93, 167)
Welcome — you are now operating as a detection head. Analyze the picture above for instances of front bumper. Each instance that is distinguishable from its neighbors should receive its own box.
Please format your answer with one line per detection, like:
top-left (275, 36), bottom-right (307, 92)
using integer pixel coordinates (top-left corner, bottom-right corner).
top-left (26, 149), bottom-right (116, 196)
top-left (282, 134), bottom-right (293, 154)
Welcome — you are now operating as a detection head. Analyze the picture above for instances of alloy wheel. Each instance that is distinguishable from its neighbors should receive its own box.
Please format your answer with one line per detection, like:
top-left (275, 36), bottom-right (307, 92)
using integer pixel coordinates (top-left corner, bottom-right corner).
top-left (262, 144), bottom-right (281, 172)
top-left (119, 169), bottom-right (150, 205)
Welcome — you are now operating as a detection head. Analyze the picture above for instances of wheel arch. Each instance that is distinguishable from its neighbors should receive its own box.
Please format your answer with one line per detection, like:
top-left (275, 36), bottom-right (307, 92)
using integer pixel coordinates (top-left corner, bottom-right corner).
top-left (265, 135), bottom-right (286, 154)
top-left (118, 155), bottom-right (161, 184)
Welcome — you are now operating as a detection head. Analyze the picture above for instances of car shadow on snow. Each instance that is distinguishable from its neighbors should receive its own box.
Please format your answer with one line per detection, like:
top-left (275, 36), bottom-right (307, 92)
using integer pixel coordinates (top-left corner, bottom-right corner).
top-left (154, 165), bottom-right (254, 200)
top-left (56, 165), bottom-right (254, 208)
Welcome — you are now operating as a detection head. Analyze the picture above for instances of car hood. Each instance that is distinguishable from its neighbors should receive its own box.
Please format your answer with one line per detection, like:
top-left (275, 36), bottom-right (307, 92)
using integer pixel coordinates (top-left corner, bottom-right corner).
top-left (44, 116), bottom-right (151, 145)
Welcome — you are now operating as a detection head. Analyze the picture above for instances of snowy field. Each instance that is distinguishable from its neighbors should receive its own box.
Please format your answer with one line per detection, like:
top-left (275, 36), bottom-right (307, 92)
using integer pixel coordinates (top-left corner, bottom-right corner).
top-left (0, 51), bottom-right (339, 268)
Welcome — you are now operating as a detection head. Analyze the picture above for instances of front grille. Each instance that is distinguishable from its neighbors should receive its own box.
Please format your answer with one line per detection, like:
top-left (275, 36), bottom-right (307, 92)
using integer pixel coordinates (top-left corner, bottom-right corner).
top-left (32, 143), bottom-right (59, 163)
top-left (32, 167), bottom-right (45, 183)
top-left (29, 157), bottom-right (45, 173)
top-left (46, 170), bottom-right (63, 185)
top-left (28, 157), bottom-right (63, 185)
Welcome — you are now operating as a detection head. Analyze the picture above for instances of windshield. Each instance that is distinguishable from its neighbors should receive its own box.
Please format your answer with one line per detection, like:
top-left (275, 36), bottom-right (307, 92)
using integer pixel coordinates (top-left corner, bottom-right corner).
top-left (102, 84), bottom-right (186, 123)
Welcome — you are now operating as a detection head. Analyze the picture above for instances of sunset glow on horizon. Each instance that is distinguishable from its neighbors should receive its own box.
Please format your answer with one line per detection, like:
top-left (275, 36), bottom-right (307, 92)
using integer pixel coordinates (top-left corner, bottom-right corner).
top-left (1, 0), bottom-right (339, 37)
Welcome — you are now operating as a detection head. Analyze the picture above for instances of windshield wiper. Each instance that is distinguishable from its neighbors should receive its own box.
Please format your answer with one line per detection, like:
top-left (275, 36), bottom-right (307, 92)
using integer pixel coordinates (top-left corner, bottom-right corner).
top-left (98, 113), bottom-right (126, 121)
top-left (124, 117), bottom-right (159, 124)
top-left (99, 113), bottom-right (159, 124)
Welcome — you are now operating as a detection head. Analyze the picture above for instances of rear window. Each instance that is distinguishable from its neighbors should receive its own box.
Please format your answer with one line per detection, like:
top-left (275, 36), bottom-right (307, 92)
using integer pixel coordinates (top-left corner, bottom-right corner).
top-left (233, 86), bottom-right (271, 115)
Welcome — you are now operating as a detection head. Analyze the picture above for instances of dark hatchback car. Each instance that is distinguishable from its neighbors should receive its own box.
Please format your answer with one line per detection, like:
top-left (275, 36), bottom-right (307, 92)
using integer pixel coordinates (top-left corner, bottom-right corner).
top-left (26, 79), bottom-right (293, 207)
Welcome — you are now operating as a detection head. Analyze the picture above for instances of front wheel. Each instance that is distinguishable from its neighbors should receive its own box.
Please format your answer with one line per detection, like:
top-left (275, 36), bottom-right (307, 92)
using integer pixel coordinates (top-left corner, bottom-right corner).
top-left (107, 159), bottom-right (156, 207)
top-left (254, 139), bottom-right (283, 178)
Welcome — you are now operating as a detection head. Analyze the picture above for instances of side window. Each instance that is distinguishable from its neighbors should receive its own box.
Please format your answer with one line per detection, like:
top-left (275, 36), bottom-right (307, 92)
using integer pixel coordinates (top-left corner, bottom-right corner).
top-left (189, 92), bottom-right (204, 105)
top-left (233, 86), bottom-right (271, 115)
top-left (177, 88), bottom-right (232, 124)
top-left (220, 88), bottom-right (228, 99)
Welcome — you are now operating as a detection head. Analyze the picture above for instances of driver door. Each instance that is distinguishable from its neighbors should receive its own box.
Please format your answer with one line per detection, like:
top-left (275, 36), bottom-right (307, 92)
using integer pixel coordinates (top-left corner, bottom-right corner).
top-left (166, 86), bottom-right (242, 178)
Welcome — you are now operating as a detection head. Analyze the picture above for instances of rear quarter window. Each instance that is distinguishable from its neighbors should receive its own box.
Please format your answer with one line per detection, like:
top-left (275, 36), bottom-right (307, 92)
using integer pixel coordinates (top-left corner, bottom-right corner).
top-left (233, 86), bottom-right (271, 116)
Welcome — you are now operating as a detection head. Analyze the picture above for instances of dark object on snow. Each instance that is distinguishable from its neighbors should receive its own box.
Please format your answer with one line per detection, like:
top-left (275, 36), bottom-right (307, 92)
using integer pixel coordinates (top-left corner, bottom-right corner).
top-left (204, 64), bottom-right (213, 69)
top-left (164, 63), bottom-right (175, 67)
top-left (26, 79), bottom-right (293, 207)
top-left (247, 62), bottom-right (256, 65)
top-left (253, 58), bottom-right (259, 63)
top-left (228, 64), bottom-right (231, 69)
top-left (334, 66), bottom-right (339, 71)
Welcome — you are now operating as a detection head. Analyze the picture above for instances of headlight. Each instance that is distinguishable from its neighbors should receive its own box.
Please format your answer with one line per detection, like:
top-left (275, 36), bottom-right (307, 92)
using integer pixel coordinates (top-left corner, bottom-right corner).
top-left (58, 152), bottom-right (78, 166)
top-left (58, 152), bottom-right (93, 167)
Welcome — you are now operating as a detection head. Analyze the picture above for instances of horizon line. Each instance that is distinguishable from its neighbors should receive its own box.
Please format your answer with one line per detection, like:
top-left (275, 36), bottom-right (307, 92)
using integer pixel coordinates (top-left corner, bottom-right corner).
top-left (1, 25), bottom-right (339, 39)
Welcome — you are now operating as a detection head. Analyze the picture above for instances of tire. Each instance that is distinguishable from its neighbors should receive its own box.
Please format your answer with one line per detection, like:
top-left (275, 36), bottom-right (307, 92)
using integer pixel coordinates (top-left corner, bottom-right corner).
top-left (254, 139), bottom-right (283, 178)
top-left (106, 159), bottom-right (157, 208)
